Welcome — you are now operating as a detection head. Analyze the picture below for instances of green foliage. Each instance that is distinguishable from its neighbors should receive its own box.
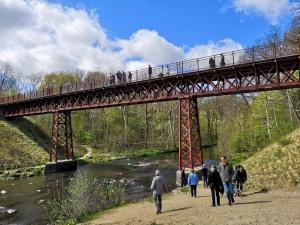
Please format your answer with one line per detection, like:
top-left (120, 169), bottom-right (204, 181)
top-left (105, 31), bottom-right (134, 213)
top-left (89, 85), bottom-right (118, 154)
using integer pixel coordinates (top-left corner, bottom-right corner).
top-left (45, 171), bottom-right (125, 225)
top-left (0, 119), bottom-right (48, 170)
top-left (278, 137), bottom-right (293, 146)
top-left (180, 186), bottom-right (190, 193)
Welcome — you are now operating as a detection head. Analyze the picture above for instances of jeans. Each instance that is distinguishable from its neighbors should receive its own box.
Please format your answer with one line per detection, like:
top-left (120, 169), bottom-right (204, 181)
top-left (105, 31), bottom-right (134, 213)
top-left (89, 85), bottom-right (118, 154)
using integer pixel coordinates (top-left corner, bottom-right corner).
top-left (153, 193), bottom-right (162, 212)
top-left (202, 176), bottom-right (208, 188)
top-left (210, 186), bottom-right (220, 206)
top-left (223, 181), bottom-right (234, 203)
top-left (190, 185), bottom-right (197, 197)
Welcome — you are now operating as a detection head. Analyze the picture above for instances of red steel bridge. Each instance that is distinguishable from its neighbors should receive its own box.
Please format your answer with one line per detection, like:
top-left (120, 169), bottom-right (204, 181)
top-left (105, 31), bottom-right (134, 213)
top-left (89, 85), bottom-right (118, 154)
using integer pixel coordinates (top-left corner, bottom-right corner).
top-left (0, 41), bottom-right (299, 170)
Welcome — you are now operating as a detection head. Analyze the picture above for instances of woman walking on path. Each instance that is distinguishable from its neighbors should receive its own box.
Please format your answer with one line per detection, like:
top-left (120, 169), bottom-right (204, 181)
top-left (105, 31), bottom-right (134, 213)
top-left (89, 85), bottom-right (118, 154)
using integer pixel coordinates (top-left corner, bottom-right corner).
top-left (187, 169), bottom-right (199, 197)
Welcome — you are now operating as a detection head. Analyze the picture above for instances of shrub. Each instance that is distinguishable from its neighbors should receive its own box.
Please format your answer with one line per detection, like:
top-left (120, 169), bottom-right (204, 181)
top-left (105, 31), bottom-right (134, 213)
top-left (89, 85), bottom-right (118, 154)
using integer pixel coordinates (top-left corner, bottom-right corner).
top-left (45, 171), bottom-right (125, 225)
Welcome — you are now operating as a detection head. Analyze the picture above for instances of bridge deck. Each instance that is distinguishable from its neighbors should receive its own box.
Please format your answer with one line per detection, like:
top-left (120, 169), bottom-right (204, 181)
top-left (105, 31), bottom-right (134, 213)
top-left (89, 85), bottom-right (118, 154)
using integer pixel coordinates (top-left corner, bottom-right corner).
top-left (0, 42), bottom-right (299, 117)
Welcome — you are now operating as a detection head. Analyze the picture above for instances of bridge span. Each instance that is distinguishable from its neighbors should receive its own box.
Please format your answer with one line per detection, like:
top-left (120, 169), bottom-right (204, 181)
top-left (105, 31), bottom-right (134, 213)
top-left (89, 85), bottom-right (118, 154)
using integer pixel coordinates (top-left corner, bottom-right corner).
top-left (0, 42), bottom-right (299, 171)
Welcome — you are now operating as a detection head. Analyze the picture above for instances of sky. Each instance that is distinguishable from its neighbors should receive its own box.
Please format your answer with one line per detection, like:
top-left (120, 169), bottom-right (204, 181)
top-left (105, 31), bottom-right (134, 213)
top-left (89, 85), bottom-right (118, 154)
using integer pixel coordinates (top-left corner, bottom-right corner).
top-left (0, 0), bottom-right (298, 76)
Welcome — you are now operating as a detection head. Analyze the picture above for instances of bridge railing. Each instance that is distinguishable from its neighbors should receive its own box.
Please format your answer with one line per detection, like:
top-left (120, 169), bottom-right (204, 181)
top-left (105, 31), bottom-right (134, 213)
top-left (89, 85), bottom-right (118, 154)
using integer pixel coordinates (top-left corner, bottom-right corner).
top-left (0, 41), bottom-right (298, 104)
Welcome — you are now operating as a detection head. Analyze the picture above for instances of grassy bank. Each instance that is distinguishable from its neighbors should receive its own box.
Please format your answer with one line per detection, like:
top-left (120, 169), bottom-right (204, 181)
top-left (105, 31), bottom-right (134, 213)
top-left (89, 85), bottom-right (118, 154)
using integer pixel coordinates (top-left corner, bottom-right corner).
top-left (0, 118), bottom-right (49, 170)
top-left (243, 127), bottom-right (300, 190)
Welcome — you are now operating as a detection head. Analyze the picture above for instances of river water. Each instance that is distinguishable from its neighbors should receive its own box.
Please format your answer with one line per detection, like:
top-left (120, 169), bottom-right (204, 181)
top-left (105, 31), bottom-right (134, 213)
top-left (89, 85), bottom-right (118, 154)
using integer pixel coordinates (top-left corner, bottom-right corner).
top-left (0, 152), bottom-right (216, 225)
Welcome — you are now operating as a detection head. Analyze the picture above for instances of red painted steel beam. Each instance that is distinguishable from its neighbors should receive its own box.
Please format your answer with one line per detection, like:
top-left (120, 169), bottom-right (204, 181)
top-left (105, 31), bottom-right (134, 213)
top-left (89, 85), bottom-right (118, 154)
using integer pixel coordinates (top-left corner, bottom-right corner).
top-left (0, 55), bottom-right (299, 118)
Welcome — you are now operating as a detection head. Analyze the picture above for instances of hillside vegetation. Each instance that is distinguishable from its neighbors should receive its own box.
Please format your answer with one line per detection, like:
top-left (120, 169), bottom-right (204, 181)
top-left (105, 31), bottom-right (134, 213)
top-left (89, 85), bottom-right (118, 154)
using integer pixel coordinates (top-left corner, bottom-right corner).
top-left (0, 118), bottom-right (49, 170)
top-left (243, 127), bottom-right (300, 190)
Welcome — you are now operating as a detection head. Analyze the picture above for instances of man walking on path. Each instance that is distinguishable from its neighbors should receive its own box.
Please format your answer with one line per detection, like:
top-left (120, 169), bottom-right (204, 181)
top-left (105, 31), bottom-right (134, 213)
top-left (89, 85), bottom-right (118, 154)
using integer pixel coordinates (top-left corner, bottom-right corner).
top-left (181, 167), bottom-right (187, 187)
top-left (208, 165), bottom-right (223, 207)
top-left (202, 164), bottom-right (208, 188)
top-left (218, 156), bottom-right (235, 205)
top-left (150, 170), bottom-right (168, 214)
top-left (187, 169), bottom-right (199, 197)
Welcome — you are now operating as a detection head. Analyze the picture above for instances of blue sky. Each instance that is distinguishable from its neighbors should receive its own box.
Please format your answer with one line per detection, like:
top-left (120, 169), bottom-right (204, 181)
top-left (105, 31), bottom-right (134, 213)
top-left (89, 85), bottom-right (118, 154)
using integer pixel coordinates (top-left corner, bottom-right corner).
top-left (48, 0), bottom-right (293, 47)
top-left (0, 0), bottom-right (296, 75)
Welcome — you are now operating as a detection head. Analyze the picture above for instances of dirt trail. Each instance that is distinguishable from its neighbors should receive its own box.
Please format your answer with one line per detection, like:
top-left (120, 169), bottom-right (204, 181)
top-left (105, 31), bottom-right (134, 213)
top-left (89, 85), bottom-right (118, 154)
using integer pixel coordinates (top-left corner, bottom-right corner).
top-left (86, 185), bottom-right (300, 225)
top-left (80, 145), bottom-right (93, 159)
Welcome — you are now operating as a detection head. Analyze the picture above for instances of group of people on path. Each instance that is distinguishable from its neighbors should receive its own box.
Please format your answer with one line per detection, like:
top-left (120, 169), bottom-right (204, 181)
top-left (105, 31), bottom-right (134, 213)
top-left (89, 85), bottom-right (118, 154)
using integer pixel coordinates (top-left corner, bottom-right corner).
top-left (150, 156), bottom-right (247, 214)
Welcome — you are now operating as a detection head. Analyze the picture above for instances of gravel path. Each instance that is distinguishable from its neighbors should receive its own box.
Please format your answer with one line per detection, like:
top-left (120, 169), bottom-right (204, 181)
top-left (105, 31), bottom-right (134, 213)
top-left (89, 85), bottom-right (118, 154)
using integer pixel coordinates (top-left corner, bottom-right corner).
top-left (85, 185), bottom-right (300, 225)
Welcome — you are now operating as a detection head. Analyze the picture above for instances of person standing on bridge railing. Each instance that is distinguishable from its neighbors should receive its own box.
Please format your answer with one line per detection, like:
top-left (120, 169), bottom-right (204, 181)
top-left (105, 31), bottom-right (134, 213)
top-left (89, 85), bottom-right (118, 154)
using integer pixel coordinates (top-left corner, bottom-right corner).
top-left (150, 170), bottom-right (168, 214)
top-left (209, 57), bottom-right (216, 69)
top-left (220, 54), bottom-right (225, 67)
top-left (148, 65), bottom-right (152, 79)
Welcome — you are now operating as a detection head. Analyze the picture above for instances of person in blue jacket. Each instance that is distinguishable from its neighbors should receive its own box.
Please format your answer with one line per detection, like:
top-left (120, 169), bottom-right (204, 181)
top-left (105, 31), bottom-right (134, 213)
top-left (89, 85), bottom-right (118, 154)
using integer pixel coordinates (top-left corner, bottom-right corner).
top-left (187, 169), bottom-right (199, 197)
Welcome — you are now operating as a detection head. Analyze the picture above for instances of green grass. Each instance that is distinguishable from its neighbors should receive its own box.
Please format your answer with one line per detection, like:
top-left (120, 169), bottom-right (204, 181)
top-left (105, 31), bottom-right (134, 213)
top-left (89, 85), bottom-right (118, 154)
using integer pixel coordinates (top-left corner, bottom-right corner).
top-left (0, 118), bottom-right (49, 170)
top-left (243, 127), bottom-right (300, 190)
top-left (231, 152), bottom-right (255, 167)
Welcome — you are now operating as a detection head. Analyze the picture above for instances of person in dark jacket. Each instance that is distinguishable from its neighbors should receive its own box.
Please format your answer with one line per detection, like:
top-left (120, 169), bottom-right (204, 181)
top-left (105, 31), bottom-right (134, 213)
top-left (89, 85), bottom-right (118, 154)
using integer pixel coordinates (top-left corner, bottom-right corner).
top-left (128, 71), bottom-right (132, 82)
top-left (181, 167), bottom-right (187, 187)
top-left (202, 164), bottom-right (208, 188)
top-left (207, 165), bottom-right (223, 207)
top-left (234, 165), bottom-right (247, 191)
top-left (116, 71), bottom-right (122, 84)
top-left (218, 156), bottom-right (235, 205)
top-left (209, 57), bottom-right (216, 68)
top-left (220, 54), bottom-right (225, 67)
top-left (148, 65), bottom-right (152, 79)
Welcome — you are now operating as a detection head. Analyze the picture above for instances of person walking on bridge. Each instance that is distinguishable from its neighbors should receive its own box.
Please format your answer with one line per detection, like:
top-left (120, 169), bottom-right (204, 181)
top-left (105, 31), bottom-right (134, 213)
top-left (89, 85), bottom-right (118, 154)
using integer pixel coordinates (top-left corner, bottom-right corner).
top-left (148, 65), bottom-right (152, 79)
top-left (218, 156), bottom-right (235, 206)
top-left (187, 169), bottom-right (199, 197)
top-left (150, 170), bottom-right (168, 214)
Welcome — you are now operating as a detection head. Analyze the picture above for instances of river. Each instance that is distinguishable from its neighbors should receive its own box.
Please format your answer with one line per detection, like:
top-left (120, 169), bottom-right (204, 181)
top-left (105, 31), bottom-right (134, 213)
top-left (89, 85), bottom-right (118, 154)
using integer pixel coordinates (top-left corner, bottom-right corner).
top-left (0, 151), bottom-right (217, 225)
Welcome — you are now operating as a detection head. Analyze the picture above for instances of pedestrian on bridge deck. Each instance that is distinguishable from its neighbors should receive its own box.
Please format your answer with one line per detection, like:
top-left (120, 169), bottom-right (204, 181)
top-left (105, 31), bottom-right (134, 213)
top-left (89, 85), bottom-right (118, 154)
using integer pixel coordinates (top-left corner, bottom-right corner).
top-left (209, 57), bottom-right (216, 69)
top-left (220, 54), bottom-right (225, 67)
top-left (148, 65), bottom-right (152, 79)
top-left (187, 169), bottom-right (199, 197)
top-left (150, 170), bottom-right (168, 214)
top-left (128, 71), bottom-right (132, 82)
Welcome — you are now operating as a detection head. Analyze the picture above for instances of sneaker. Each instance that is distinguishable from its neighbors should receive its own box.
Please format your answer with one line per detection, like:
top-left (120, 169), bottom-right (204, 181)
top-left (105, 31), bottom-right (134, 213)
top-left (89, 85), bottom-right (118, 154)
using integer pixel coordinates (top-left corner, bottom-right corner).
top-left (217, 203), bottom-right (221, 206)
top-left (231, 198), bottom-right (235, 204)
top-left (212, 204), bottom-right (216, 207)
top-left (228, 202), bottom-right (232, 206)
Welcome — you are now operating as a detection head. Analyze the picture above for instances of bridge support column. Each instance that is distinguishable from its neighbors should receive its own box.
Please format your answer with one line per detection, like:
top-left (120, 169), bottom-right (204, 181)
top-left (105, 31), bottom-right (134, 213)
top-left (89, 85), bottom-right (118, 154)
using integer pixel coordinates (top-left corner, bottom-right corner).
top-left (45, 111), bottom-right (76, 173)
top-left (178, 96), bottom-right (203, 170)
top-left (176, 96), bottom-right (203, 186)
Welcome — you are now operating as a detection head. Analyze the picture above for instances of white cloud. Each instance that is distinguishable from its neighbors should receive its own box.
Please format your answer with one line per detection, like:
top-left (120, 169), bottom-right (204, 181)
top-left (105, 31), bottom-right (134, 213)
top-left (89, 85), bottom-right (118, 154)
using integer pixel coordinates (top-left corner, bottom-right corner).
top-left (0, 0), bottom-right (243, 78)
top-left (232, 0), bottom-right (292, 24)
top-left (186, 38), bottom-right (243, 59)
